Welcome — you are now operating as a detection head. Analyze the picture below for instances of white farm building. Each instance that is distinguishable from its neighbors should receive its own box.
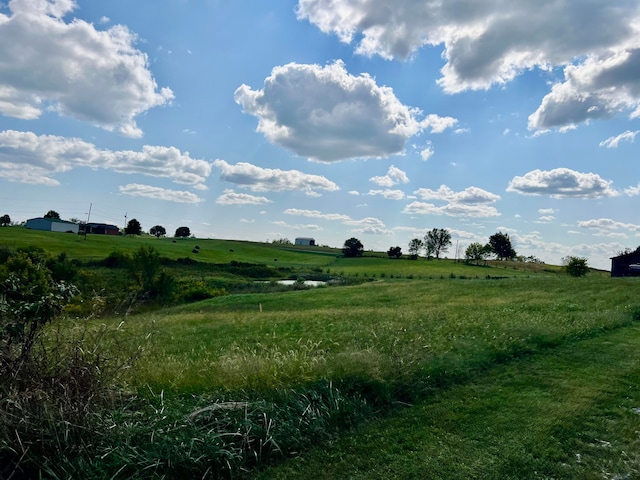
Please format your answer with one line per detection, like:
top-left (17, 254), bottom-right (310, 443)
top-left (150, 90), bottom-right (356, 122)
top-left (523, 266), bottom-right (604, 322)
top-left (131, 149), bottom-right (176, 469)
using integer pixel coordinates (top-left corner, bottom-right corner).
top-left (25, 217), bottom-right (79, 234)
top-left (295, 237), bottom-right (316, 246)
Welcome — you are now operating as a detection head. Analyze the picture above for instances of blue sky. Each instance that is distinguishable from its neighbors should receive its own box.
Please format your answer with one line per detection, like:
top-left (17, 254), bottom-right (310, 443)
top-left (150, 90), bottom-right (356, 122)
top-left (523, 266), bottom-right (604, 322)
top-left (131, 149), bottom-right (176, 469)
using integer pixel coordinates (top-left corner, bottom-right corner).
top-left (1, 0), bottom-right (639, 270)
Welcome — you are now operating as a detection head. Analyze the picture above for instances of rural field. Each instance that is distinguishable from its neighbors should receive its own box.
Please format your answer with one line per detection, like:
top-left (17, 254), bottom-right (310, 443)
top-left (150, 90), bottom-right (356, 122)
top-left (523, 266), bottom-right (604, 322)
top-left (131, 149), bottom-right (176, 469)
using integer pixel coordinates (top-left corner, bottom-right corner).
top-left (1, 228), bottom-right (639, 479)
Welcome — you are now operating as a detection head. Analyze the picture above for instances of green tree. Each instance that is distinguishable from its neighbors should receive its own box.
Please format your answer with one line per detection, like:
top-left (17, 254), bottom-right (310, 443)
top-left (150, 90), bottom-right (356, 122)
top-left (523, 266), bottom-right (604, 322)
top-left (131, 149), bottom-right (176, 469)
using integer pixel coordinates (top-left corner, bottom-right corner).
top-left (387, 246), bottom-right (402, 259)
top-left (465, 242), bottom-right (491, 265)
top-left (489, 232), bottom-right (516, 260)
top-left (174, 226), bottom-right (191, 238)
top-left (408, 238), bottom-right (424, 260)
top-left (342, 237), bottom-right (364, 257)
top-left (424, 228), bottom-right (452, 259)
top-left (0, 214), bottom-right (10, 226)
top-left (563, 256), bottom-right (589, 277)
top-left (44, 210), bottom-right (60, 219)
top-left (149, 225), bottom-right (166, 238)
top-left (124, 219), bottom-right (142, 235)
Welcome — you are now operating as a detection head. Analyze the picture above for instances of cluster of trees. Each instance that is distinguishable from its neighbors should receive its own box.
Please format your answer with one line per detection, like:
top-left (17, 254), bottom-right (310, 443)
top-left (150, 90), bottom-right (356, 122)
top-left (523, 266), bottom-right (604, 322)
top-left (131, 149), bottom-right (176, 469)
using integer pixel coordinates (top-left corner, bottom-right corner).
top-left (124, 219), bottom-right (190, 239)
top-left (464, 232), bottom-right (517, 264)
top-left (350, 229), bottom-right (519, 263)
top-left (405, 228), bottom-right (454, 260)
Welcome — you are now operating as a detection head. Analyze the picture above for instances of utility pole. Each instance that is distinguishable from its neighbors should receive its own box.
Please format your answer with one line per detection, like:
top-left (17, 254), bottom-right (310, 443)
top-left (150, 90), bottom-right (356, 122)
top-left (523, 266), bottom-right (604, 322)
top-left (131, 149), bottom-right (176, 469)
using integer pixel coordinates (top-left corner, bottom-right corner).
top-left (124, 212), bottom-right (127, 233)
top-left (84, 203), bottom-right (92, 240)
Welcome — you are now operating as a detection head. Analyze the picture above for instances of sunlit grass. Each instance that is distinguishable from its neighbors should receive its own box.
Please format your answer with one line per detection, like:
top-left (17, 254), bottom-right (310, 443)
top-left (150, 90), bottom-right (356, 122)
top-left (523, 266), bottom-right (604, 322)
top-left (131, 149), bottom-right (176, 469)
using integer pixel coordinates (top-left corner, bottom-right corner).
top-left (98, 275), bottom-right (640, 395)
top-left (257, 325), bottom-right (640, 479)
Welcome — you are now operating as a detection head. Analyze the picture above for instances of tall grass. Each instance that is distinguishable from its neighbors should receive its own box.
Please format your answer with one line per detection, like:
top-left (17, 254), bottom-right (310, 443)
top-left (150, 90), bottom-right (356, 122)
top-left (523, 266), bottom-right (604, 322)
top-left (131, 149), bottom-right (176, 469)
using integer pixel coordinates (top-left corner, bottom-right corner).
top-left (127, 276), bottom-right (637, 396)
top-left (3, 236), bottom-right (633, 478)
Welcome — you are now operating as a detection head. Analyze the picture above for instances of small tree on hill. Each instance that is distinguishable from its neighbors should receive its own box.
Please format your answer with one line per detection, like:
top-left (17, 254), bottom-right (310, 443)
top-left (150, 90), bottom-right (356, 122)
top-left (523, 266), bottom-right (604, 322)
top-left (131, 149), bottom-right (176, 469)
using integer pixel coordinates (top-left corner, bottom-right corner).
top-left (387, 246), bottom-right (402, 259)
top-left (125, 218), bottom-right (142, 235)
top-left (150, 225), bottom-right (166, 238)
top-left (174, 226), bottom-right (191, 238)
top-left (563, 256), bottom-right (589, 277)
top-left (465, 242), bottom-right (491, 265)
top-left (0, 214), bottom-right (10, 227)
top-left (489, 232), bottom-right (516, 260)
top-left (44, 210), bottom-right (60, 219)
top-left (342, 237), bottom-right (364, 257)
top-left (424, 228), bottom-right (452, 259)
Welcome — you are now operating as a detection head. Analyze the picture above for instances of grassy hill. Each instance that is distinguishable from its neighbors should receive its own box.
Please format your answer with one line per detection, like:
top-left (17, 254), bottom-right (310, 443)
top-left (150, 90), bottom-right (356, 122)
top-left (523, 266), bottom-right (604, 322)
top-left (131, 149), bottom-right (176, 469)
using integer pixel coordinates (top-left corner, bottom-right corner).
top-left (2, 224), bottom-right (630, 479)
top-left (0, 226), bottom-right (576, 279)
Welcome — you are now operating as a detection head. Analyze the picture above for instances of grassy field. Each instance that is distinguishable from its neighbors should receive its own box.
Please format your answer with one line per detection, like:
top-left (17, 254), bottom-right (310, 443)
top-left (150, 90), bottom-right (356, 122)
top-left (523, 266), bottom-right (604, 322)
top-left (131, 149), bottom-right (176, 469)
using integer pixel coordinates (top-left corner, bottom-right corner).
top-left (258, 325), bottom-right (640, 479)
top-left (1, 226), bottom-right (637, 479)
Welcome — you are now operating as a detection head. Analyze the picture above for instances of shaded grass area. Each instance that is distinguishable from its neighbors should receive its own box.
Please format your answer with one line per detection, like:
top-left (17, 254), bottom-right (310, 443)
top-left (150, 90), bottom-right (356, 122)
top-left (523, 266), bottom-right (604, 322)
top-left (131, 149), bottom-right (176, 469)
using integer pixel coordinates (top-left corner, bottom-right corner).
top-left (257, 324), bottom-right (640, 479)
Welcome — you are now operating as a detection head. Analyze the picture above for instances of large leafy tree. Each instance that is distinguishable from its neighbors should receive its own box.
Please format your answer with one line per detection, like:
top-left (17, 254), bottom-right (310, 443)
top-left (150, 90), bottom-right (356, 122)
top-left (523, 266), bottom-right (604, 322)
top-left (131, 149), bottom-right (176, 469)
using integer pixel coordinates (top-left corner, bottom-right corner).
top-left (174, 226), bottom-right (191, 238)
top-left (424, 228), bottom-right (452, 259)
top-left (150, 225), bottom-right (166, 238)
top-left (44, 210), bottom-right (60, 219)
top-left (408, 238), bottom-right (424, 259)
top-left (124, 218), bottom-right (142, 235)
top-left (489, 232), bottom-right (516, 260)
top-left (387, 246), bottom-right (402, 259)
top-left (0, 214), bottom-right (10, 226)
top-left (342, 237), bottom-right (364, 257)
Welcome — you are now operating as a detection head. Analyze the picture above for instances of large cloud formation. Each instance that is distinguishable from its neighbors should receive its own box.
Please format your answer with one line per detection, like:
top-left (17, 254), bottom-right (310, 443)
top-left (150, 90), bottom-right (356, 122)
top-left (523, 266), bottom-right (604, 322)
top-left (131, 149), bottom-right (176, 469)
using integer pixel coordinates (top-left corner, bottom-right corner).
top-left (506, 168), bottom-right (619, 198)
top-left (0, 130), bottom-right (211, 188)
top-left (0, 0), bottom-right (173, 137)
top-left (235, 61), bottom-right (455, 161)
top-left (297, 0), bottom-right (640, 131)
top-left (213, 159), bottom-right (339, 195)
top-left (403, 185), bottom-right (501, 218)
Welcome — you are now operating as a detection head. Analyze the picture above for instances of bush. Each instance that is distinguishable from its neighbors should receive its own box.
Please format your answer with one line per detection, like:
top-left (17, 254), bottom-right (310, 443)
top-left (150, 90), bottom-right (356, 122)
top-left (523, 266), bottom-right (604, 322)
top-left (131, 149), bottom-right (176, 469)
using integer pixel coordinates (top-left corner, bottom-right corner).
top-left (563, 256), bottom-right (589, 277)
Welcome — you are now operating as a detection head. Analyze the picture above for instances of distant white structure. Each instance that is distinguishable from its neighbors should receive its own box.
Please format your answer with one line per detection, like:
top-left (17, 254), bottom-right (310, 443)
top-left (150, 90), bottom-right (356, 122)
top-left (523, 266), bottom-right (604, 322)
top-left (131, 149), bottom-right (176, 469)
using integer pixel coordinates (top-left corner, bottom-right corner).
top-left (25, 217), bottom-right (79, 234)
top-left (295, 237), bottom-right (316, 246)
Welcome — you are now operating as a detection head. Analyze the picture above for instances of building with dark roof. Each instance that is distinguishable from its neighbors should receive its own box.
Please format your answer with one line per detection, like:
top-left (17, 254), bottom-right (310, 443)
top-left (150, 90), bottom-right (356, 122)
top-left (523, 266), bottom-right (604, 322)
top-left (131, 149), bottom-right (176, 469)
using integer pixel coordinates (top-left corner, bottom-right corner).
top-left (80, 222), bottom-right (120, 235)
top-left (610, 250), bottom-right (640, 277)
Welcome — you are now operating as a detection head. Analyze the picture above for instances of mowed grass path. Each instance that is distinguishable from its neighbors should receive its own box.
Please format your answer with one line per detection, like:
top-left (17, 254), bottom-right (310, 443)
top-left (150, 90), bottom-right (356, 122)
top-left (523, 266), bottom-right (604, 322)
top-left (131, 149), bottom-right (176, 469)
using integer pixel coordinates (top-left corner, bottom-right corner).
top-left (257, 324), bottom-right (640, 480)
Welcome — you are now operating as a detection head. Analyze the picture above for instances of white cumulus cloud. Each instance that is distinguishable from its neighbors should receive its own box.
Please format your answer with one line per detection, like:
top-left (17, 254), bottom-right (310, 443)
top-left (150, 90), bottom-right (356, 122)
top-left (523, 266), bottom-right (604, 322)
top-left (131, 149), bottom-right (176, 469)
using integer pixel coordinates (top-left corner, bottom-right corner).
top-left (404, 184), bottom-right (501, 218)
top-left (369, 165), bottom-right (409, 187)
top-left (506, 168), bottom-right (619, 198)
top-left (235, 61), bottom-right (452, 161)
top-left (213, 159), bottom-right (339, 194)
top-left (119, 184), bottom-right (202, 204)
top-left (0, 130), bottom-right (211, 187)
top-left (216, 189), bottom-right (272, 206)
top-left (297, 0), bottom-right (640, 132)
top-left (0, 0), bottom-right (173, 137)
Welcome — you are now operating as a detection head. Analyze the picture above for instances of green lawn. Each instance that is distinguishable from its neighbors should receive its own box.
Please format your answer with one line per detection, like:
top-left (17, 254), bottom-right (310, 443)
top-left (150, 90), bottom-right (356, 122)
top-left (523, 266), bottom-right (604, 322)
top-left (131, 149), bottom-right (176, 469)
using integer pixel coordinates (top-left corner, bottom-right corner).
top-left (257, 324), bottom-right (640, 479)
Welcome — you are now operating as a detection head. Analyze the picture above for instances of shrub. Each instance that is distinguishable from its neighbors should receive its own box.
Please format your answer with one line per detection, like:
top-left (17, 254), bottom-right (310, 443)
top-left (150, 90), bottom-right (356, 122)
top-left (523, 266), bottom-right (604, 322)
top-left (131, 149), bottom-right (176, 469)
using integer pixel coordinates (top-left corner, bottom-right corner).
top-left (563, 256), bottom-right (589, 277)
